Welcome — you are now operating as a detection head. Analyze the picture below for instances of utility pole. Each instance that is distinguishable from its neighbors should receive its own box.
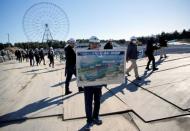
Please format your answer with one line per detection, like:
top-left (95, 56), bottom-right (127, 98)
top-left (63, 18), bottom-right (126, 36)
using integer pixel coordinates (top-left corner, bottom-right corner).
top-left (8, 33), bottom-right (10, 43)
top-left (7, 33), bottom-right (11, 47)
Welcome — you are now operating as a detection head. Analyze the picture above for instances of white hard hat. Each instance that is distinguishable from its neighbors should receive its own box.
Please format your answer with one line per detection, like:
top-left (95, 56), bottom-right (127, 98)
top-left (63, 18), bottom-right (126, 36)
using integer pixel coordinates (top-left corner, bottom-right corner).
top-left (130, 36), bottom-right (137, 41)
top-left (50, 47), bottom-right (53, 50)
top-left (67, 38), bottom-right (76, 44)
top-left (89, 36), bottom-right (100, 43)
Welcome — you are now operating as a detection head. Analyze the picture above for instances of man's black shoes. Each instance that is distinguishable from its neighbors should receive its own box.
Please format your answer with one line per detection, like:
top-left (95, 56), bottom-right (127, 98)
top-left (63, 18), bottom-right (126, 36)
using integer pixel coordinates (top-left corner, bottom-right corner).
top-left (65, 91), bottom-right (72, 95)
top-left (93, 118), bottom-right (103, 125)
top-left (78, 87), bottom-right (84, 92)
top-left (145, 67), bottom-right (151, 71)
top-left (153, 68), bottom-right (159, 71)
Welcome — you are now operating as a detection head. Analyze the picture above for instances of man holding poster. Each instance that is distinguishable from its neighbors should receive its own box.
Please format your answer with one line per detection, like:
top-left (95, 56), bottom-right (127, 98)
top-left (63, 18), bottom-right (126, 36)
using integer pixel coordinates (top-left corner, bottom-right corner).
top-left (76, 36), bottom-right (126, 130)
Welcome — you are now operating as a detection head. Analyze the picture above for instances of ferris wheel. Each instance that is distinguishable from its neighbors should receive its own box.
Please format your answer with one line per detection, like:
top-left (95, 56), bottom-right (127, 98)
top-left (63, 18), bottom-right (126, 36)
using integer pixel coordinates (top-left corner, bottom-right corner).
top-left (23, 2), bottom-right (69, 42)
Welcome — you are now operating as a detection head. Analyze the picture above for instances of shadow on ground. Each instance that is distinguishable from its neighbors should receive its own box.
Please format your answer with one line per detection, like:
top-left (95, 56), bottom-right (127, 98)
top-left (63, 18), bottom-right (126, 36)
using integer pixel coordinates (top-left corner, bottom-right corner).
top-left (1, 66), bottom-right (29, 71)
top-left (51, 78), bottom-right (76, 88)
top-left (22, 68), bottom-right (47, 73)
top-left (101, 57), bottom-right (166, 103)
top-left (0, 93), bottom-right (79, 127)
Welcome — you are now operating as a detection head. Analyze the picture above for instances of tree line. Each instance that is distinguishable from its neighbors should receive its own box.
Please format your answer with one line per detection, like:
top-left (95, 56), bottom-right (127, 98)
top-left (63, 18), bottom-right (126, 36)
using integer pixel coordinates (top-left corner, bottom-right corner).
top-left (0, 29), bottom-right (190, 50)
top-left (137, 29), bottom-right (190, 45)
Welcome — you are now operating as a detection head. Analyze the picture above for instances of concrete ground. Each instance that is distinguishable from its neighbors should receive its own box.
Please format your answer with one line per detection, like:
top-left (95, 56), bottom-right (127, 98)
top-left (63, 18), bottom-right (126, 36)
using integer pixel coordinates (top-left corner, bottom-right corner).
top-left (1, 46), bottom-right (190, 131)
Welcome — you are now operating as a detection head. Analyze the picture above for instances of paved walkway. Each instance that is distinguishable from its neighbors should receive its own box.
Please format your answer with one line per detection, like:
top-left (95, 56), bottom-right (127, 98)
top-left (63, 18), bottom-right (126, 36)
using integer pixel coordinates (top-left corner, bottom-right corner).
top-left (1, 51), bottom-right (190, 131)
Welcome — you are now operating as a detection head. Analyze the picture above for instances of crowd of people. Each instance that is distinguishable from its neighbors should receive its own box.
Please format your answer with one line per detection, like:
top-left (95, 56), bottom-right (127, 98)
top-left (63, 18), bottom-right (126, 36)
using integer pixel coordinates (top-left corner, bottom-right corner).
top-left (63, 35), bottom-right (168, 130)
top-left (15, 47), bottom-right (55, 68)
top-left (126, 35), bottom-right (168, 81)
top-left (11, 35), bottom-right (167, 130)
top-left (0, 50), bottom-right (14, 62)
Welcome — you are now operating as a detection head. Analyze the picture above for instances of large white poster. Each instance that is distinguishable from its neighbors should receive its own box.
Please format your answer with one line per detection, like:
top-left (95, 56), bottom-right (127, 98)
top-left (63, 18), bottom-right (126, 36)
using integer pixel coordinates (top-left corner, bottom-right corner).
top-left (76, 49), bottom-right (126, 87)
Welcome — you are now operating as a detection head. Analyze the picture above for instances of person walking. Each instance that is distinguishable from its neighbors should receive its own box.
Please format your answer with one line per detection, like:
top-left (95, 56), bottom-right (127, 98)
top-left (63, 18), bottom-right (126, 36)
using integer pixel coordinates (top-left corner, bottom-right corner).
top-left (17, 50), bottom-right (22, 63)
top-left (34, 48), bottom-right (40, 66)
top-left (145, 37), bottom-right (159, 71)
top-left (159, 34), bottom-right (168, 59)
top-left (48, 47), bottom-right (55, 68)
top-left (39, 48), bottom-right (46, 65)
top-left (21, 50), bottom-right (26, 62)
top-left (83, 36), bottom-right (103, 130)
top-left (25, 49), bottom-right (29, 62)
top-left (15, 50), bottom-right (18, 61)
top-left (29, 49), bottom-right (34, 66)
top-left (126, 36), bottom-right (141, 80)
top-left (64, 38), bottom-right (83, 95)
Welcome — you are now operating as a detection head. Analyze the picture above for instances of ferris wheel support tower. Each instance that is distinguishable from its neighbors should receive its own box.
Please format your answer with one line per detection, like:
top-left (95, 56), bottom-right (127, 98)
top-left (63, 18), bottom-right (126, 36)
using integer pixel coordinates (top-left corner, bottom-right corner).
top-left (42, 24), bottom-right (53, 43)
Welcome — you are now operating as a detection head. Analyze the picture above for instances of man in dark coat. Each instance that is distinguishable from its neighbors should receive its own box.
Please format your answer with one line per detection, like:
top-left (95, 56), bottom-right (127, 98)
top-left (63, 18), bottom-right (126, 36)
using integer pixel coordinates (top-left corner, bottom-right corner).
top-left (126, 36), bottom-right (141, 80)
top-left (39, 48), bottom-right (46, 65)
top-left (29, 49), bottom-right (34, 66)
top-left (34, 48), bottom-right (40, 66)
top-left (15, 50), bottom-right (19, 61)
top-left (104, 40), bottom-right (113, 49)
top-left (17, 50), bottom-right (22, 63)
top-left (145, 37), bottom-right (159, 71)
top-left (48, 47), bottom-right (55, 68)
top-left (64, 38), bottom-right (83, 95)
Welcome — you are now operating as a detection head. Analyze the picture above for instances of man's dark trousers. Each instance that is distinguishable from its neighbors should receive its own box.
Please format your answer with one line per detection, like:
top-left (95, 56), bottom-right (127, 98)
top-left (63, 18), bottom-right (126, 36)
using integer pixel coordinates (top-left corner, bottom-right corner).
top-left (65, 66), bottom-right (76, 92)
top-left (146, 54), bottom-right (156, 69)
top-left (84, 87), bottom-right (102, 123)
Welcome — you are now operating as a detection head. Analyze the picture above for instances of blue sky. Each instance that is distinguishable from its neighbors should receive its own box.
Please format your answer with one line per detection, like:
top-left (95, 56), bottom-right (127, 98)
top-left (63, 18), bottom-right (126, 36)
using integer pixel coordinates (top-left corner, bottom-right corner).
top-left (0, 0), bottom-right (190, 43)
